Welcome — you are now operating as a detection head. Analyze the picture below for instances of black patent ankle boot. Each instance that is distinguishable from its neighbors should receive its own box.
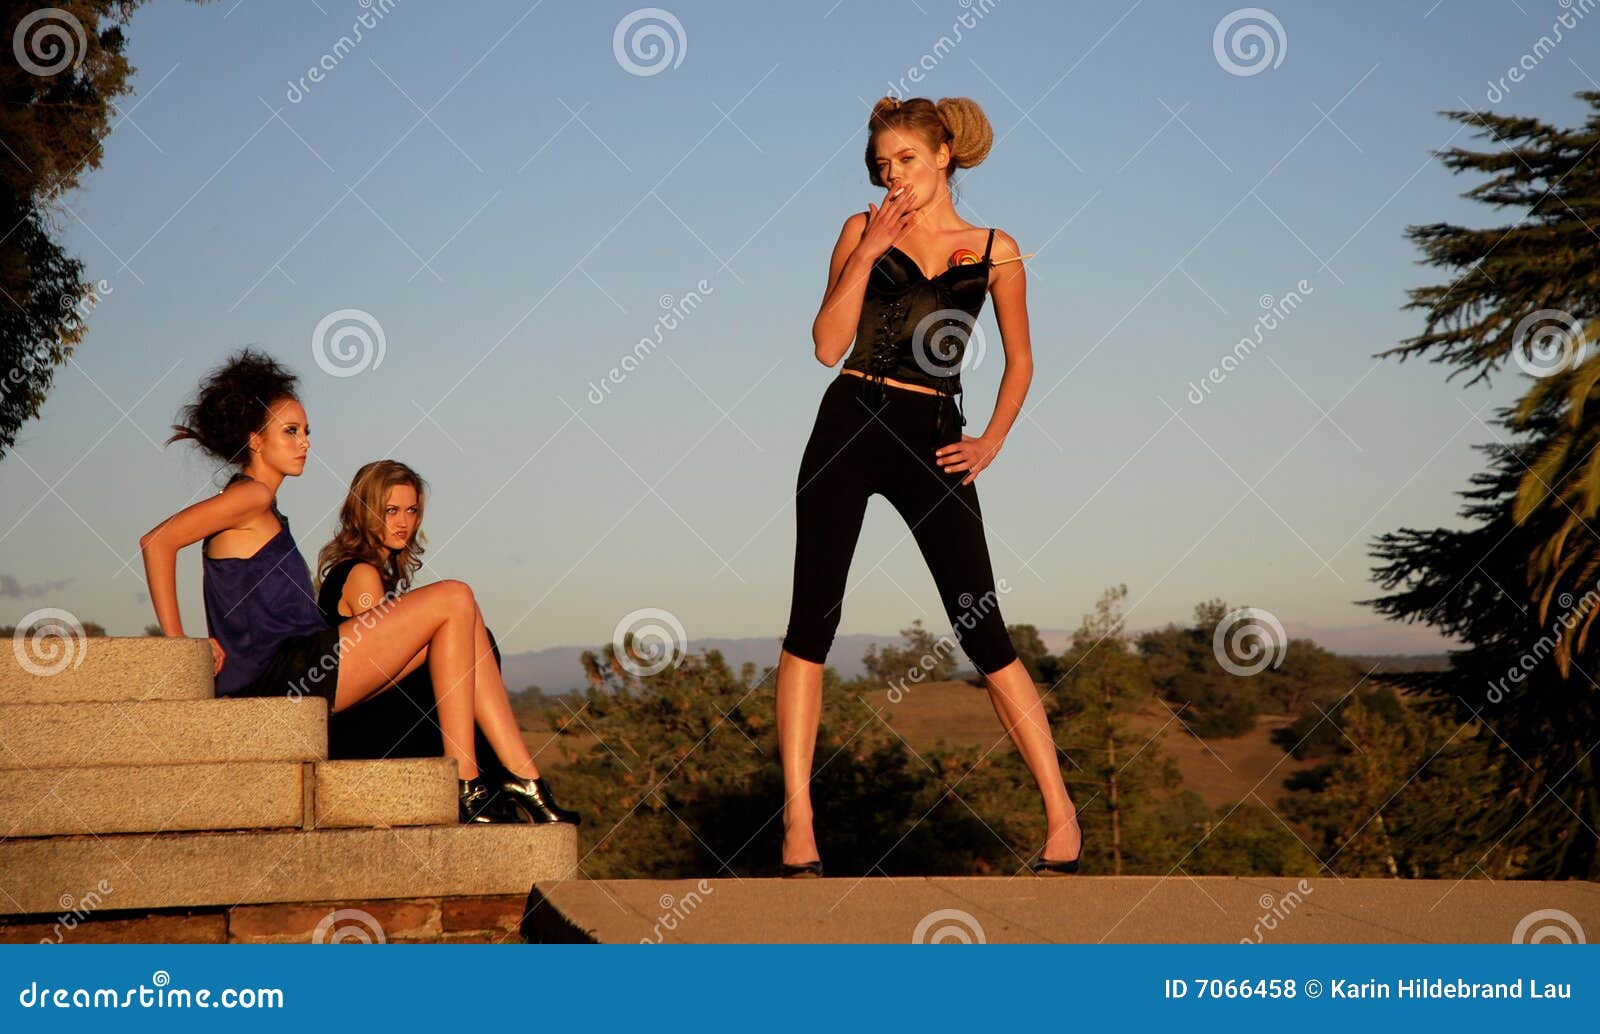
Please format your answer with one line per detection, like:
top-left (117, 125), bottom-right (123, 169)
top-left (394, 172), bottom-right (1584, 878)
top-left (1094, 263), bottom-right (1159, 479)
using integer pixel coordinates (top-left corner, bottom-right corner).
top-left (499, 773), bottom-right (581, 825)
top-left (458, 776), bottom-right (515, 824)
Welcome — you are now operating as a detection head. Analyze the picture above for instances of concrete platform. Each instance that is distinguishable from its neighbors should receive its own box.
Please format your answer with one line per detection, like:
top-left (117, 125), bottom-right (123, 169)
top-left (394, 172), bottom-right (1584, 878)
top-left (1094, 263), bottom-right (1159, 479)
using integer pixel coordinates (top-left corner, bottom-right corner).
top-left (0, 758), bottom-right (459, 837)
top-left (0, 698), bottom-right (327, 769)
top-left (521, 875), bottom-right (1600, 944)
top-left (1, 635), bottom-right (214, 704)
top-left (0, 823), bottom-right (578, 913)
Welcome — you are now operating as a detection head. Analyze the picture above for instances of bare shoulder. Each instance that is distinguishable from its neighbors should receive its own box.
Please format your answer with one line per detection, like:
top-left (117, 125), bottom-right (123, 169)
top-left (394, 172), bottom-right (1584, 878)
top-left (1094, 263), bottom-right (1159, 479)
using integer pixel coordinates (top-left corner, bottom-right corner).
top-left (341, 561), bottom-right (387, 615)
top-left (220, 476), bottom-right (273, 512)
top-left (842, 209), bottom-right (869, 243)
top-left (987, 227), bottom-right (1022, 262)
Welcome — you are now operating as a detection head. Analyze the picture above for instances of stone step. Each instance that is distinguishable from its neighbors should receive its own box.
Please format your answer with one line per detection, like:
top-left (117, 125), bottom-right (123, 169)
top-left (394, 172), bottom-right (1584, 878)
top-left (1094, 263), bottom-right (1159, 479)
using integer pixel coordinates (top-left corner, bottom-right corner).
top-left (0, 698), bottom-right (326, 769)
top-left (313, 758), bottom-right (459, 829)
top-left (0, 824), bottom-right (578, 913)
top-left (1, 635), bottom-right (214, 705)
top-left (0, 758), bottom-right (458, 838)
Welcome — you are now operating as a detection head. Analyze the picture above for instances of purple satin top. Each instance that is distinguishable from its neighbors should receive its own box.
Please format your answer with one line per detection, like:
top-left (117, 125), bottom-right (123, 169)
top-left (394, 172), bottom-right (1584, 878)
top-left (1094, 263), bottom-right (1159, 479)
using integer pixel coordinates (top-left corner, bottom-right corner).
top-left (201, 498), bottom-right (329, 696)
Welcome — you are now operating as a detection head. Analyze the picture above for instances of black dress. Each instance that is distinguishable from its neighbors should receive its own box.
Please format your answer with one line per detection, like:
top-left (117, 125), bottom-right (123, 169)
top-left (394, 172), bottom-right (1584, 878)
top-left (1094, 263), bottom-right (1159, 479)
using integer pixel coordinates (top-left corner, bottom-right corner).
top-left (318, 557), bottom-right (507, 778)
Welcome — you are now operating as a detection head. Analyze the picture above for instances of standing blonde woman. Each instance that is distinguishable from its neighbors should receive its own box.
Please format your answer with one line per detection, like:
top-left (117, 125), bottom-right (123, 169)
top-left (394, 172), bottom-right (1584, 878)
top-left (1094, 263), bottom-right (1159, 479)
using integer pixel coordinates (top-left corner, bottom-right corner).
top-left (777, 96), bottom-right (1081, 877)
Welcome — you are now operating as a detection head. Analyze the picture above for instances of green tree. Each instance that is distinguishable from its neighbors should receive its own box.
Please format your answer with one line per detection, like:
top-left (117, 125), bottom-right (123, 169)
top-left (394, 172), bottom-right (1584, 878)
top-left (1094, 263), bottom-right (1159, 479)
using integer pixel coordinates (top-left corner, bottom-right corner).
top-left (861, 617), bottom-right (958, 686)
top-left (1364, 91), bottom-right (1600, 878)
top-left (1377, 91), bottom-right (1600, 675)
top-left (1, 1), bottom-right (208, 458)
top-left (1279, 689), bottom-right (1502, 878)
top-left (1050, 585), bottom-right (1182, 874)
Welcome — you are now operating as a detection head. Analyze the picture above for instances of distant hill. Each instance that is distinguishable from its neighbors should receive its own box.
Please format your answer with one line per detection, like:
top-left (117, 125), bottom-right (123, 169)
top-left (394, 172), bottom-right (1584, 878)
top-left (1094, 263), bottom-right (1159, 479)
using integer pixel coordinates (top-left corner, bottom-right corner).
top-left (495, 624), bottom-right (1459, 695)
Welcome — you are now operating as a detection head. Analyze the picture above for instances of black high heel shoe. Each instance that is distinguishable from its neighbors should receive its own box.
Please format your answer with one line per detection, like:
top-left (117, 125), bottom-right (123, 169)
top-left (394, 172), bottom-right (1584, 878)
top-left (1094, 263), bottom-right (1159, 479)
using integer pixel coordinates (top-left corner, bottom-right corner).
top-left (779, 859), bottom-right (823, 878)
top-left (458, 777), bottom-right (518, 824)
top-left (1031, 825), bottom-right (1084, 876)
top-left (499, 772), bottom-right (582, 825)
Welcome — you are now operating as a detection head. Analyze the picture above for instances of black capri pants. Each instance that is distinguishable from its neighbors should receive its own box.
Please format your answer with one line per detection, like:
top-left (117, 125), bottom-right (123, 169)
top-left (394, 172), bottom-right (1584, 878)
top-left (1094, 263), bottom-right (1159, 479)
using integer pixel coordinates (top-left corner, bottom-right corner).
top-left (781, 374), bottom-right (1018, 676)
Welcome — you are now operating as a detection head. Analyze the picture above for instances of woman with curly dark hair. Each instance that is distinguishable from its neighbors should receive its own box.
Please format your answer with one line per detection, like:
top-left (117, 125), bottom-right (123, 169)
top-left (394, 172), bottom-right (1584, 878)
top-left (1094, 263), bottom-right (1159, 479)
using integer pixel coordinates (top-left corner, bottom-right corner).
top-left (138, 348), bottom-right (578, 826)
top-left (776, 96), bottom-right (1081, 877)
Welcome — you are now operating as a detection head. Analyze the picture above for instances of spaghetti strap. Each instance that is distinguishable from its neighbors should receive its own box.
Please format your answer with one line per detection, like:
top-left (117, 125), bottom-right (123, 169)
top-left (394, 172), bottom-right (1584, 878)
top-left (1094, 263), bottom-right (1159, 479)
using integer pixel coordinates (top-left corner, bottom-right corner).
top-left (983, 227), bottom-right (995, 262)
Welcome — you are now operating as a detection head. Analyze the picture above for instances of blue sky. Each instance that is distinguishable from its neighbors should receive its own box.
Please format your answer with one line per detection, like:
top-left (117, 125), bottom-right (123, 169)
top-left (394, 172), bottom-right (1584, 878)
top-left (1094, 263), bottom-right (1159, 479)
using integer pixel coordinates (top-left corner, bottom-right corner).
top-left (3, 0), bottom-right (1593, 657)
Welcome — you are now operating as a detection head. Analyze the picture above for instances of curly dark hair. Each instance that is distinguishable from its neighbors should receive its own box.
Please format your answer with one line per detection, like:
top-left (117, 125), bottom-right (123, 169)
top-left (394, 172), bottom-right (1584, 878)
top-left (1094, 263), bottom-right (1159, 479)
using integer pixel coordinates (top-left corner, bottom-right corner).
top-left (166, 348), bottom-right (302, 470)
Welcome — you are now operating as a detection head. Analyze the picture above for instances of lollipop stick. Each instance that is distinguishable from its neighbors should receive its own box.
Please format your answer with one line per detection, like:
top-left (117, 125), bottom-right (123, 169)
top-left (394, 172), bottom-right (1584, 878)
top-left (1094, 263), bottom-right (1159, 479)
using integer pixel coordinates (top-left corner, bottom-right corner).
top-left (991, 252), bottom-right (1035, 267)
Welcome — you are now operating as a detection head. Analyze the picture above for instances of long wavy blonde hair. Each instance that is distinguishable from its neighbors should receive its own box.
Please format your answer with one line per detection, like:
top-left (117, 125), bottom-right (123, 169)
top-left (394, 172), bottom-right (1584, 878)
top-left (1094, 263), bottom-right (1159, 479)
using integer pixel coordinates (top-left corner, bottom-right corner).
top-left (315, 460), bottom-right (428, 596)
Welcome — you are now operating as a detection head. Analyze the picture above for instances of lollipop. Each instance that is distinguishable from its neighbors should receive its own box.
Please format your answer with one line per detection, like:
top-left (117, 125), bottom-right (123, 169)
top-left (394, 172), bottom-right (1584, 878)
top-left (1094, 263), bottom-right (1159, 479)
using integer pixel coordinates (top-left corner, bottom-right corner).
top-left (947, 248), bottom-right (982, 268)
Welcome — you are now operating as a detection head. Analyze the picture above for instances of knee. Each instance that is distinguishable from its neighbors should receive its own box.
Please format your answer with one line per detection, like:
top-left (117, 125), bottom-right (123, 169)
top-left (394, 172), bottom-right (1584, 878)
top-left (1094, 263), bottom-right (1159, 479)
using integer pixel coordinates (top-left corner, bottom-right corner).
top-left (436, 578), bottom-right (477, 614)
top-left (965, 634), bottom-right (1018, 677)
top-left (782, 623), bottom-right (834, 665)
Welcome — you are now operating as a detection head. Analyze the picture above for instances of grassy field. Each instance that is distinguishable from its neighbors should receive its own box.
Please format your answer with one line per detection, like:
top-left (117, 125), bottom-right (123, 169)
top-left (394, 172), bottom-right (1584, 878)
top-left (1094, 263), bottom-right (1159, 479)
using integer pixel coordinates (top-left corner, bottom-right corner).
top-left (516, 680), bottom-right (1320, 808)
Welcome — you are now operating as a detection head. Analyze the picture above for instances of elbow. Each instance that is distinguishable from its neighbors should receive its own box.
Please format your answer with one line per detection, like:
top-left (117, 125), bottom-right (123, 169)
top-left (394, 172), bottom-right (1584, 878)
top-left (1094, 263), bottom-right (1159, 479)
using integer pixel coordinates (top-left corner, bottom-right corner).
top-left (811, 333), bottom-right (848, 368)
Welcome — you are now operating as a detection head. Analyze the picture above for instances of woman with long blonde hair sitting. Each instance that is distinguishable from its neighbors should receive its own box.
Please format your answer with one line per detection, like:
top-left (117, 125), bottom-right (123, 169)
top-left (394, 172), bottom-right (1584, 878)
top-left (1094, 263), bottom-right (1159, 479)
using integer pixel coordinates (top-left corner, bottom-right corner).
top-left (314, 458), bottom-right (578, 826)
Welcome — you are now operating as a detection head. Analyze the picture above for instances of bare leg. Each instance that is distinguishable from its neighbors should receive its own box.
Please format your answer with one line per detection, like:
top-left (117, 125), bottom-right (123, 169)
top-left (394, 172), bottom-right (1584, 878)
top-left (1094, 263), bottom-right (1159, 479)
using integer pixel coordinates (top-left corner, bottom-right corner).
top-left (983, 657), bottom-right (1081, 859)
top-left (333, 580), bottom-right (481, 778)
top-left (776, 647), bottom-right (824, 865)
top-left (469, 605), bottom-right (540, 779)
